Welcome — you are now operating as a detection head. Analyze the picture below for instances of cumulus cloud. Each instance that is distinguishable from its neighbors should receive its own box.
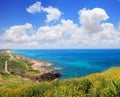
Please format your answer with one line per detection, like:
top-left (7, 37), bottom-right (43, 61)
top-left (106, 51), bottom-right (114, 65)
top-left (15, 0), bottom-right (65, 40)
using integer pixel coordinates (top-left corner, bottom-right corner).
top-left (79, 8), bottom-right (109, 33)
top-left (32, 19), bottom-right (78, 41)
top-left (1, 23), bottom-right (33, 42)
top-left (26, 2), bottom-right (61, 23)
top-left (1, 8), bottom-right (120, 49)
top-left (26, 1), bottom-right (42, 14)
top-left (42, 6), bottom-right (61, 23)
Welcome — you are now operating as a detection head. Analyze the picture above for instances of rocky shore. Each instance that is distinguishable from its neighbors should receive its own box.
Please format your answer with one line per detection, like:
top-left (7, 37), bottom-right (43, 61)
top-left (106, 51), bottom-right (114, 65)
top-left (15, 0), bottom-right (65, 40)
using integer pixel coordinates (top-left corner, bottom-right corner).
top-left (15, 53), bottom-right (62, 81)
top-left (0, 50), bottom-right (62, 81)
top-left (29, 59), bottom-right (62, 81)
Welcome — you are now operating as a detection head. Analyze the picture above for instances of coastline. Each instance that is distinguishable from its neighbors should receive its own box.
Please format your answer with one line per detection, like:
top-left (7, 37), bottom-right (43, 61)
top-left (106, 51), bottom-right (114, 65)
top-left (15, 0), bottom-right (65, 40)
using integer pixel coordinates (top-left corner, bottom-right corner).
top-left (11, 50), bottom-right (63, 76)
top-left (0, 49), bottom-right (62, 81)
top-left (6, 49), bottom-right (120, 79)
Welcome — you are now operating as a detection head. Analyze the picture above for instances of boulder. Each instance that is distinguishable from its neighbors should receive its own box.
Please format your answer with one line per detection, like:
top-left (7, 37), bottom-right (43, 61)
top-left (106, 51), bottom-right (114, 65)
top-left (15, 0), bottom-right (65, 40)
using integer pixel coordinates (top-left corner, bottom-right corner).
top-left (37, 72), bottom-right (61, 82)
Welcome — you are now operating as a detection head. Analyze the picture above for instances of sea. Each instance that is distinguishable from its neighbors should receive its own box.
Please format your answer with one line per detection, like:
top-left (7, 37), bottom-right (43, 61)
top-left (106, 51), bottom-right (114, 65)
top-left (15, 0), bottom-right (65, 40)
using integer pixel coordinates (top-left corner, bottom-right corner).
top-left (12, 49), bottom-right (120, 79)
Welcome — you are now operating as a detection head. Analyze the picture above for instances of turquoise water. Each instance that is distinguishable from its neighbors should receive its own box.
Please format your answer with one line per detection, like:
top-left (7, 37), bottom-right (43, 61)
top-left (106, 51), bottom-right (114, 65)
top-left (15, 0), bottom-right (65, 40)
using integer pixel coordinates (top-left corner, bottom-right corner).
top-left (12, 49), bottom-right (120, 78)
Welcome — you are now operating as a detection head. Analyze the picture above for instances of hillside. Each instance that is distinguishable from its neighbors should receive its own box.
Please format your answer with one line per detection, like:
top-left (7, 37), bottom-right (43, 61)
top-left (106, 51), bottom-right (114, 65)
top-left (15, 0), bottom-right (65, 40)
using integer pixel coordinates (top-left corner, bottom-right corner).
top-left (0, 50), bottom-right (39, 76)
top-left (0, 67), bottom-right (120, 97)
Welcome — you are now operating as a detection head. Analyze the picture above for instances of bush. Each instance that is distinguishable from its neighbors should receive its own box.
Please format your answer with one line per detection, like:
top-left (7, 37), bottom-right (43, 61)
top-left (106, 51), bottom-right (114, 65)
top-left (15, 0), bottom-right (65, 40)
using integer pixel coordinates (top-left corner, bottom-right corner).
top-left (103, 81), bottom-right (120, 97)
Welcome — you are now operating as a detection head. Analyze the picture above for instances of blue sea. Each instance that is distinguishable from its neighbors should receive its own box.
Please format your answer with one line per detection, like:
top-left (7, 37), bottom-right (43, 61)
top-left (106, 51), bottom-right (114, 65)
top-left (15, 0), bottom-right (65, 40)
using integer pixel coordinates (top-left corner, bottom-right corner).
top-left (12, 49), bottom-right (120, 79)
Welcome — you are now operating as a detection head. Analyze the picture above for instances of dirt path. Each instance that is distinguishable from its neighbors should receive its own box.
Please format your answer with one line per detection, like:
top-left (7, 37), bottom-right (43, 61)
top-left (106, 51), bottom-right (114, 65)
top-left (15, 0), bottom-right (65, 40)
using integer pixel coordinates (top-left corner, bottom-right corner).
top-left (4, 61), bottom-right (11, 74)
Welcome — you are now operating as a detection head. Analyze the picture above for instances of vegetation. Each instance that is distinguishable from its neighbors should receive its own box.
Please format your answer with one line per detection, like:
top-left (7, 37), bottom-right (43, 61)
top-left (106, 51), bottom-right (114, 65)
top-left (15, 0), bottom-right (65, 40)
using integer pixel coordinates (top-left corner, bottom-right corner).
top-left (0, 66), bottom-right (120, 97)
top-left (0, 51), bottom-right (37, 76)
top-left (0, 50), bottom-right (120, 97)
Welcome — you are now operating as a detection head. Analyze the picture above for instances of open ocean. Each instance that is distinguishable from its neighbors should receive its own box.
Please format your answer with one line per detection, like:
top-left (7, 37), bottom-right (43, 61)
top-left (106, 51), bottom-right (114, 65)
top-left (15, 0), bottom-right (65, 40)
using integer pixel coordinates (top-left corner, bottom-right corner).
top-left (12, 49), bottom-right (120, 79)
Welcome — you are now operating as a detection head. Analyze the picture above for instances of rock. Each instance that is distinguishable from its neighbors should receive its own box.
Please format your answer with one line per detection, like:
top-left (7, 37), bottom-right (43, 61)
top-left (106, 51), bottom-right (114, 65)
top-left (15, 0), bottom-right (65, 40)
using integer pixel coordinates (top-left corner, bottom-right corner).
top-left (24, 72), bottom-right (62, 82)
top-left (37, 72), bottom-right (62, 82)
top-left (53, 67), bottom-right (63, 70)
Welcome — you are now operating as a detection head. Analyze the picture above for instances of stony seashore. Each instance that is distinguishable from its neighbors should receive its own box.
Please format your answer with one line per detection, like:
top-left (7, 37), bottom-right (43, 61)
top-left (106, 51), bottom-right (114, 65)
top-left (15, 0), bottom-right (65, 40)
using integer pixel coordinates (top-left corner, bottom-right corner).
top-left (31, 60), bottom-right (63, 74)
top-left (27, 59), bottom-right (62, 81)
top-left (0, 50), bottom-right (62, 81)
top-left (31, 60), bottom-right (54, 74)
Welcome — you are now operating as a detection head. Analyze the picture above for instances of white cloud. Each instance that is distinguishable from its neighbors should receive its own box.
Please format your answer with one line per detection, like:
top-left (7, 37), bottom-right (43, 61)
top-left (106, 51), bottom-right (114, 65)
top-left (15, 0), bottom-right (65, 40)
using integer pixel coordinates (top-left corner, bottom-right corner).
top-left (79, 8), bottom-right (109, 33)
top-left (42, 6), bottom-right (61, 23)
top-left (26, 2), bottom-right (61, 23)
top-left (1, 23), bottom-right (33, 42)
top-left (26, 1), bottom-right (42, 14)
top-left (1, 8), bottom-right (120, 49)
top-left (32, 19), bottom-right (78, 41)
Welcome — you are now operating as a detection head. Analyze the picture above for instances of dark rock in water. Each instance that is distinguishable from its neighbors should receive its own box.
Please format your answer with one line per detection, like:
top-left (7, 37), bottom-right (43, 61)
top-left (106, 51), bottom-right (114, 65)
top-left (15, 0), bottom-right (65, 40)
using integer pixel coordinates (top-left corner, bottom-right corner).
top-left (24, 72), bottom-right (62, 82)
top-left (37, 72), bottom-right (62, 82)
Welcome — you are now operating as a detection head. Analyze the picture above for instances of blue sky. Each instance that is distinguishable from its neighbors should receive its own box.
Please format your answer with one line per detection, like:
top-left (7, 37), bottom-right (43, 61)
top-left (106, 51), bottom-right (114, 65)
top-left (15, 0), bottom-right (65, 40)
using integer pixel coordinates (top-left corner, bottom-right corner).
top-left (0, 0), bottom-right (120, 28)
top-left (0, 0), bottom-right (120, 49)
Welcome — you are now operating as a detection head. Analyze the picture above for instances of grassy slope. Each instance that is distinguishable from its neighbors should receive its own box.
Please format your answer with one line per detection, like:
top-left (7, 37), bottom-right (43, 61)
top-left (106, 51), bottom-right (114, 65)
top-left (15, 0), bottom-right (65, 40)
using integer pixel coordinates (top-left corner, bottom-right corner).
top-left (0, 52), bottom-right (38, 89)
top-left (0, 67), bottom-right (120, 97)
top-left (0, 52), bottom-right (38, 74)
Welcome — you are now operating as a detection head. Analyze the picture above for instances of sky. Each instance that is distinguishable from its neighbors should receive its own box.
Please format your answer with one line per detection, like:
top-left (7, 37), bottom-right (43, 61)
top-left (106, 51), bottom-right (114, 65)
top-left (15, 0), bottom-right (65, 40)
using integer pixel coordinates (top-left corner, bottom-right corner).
top-left (0, 0), bottom-right (120, 49)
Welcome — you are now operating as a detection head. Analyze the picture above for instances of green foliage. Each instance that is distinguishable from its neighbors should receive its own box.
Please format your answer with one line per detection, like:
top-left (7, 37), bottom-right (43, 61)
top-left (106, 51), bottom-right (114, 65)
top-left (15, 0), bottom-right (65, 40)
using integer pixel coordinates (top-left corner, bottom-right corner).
top-left (103, 81), bottom-right (120, 97)
top-left (0, 54), bottom-right (10, 62)
top-left (8, 60), bottom-right (25, 75)
top-left (0, 52), bottom-right (36, 75)
top-left (0, 62), bottom-right (4, 73)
